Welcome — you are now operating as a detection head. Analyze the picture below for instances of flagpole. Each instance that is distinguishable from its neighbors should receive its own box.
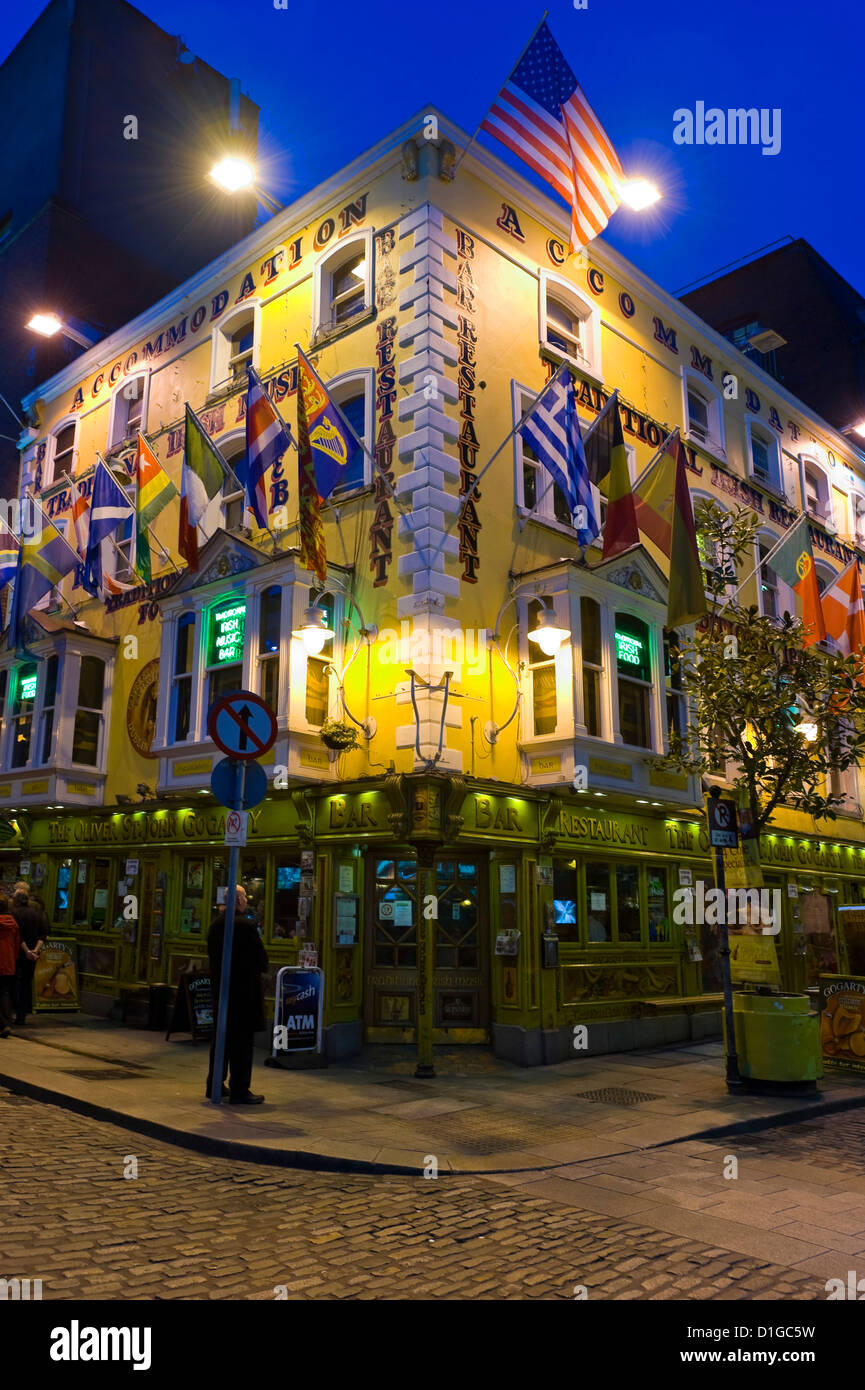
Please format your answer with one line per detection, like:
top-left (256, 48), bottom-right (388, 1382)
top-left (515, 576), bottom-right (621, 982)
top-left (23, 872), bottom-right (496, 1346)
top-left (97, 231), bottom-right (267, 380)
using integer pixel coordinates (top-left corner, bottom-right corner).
top-left (426, 362), bottom-right (569, 570)
top-left (581, 389), bottom-right (619, 451)
top-left (716, 514), bottom-right (810, 617)
top-left (452, 11), bottom-right (549, 176)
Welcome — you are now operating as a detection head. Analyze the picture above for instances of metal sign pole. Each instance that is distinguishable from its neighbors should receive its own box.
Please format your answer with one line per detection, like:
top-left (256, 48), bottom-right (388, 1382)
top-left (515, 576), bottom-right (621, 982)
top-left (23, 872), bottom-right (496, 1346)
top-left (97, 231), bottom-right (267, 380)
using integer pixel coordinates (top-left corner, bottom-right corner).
top-left (210, 760), bottom-right (247, 1106)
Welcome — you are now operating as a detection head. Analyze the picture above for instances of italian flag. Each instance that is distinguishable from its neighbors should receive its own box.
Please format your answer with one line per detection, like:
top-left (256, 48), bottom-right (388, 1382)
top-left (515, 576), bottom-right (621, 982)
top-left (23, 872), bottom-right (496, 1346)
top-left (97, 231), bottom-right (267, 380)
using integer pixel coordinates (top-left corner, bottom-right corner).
top-left (601, 399), bottom-right (639, 559)
top-left (179, 406), bottom-right (225, 572)
top-left (134, 432), bottom-right (177, 583)
top-left (633, 430), bottom-right (706, 629)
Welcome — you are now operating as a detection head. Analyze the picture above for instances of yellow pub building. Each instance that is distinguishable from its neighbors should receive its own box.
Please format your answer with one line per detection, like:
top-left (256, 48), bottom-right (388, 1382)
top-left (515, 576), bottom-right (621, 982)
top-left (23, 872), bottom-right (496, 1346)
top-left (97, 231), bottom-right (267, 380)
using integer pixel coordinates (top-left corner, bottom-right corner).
top-left (9, 110), bottom-right (865, 1063)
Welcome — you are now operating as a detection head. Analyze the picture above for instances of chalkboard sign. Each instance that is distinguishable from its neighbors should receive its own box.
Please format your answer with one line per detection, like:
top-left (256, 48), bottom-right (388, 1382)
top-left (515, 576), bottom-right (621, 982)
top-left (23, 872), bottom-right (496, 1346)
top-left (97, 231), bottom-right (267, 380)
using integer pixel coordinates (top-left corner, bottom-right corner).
top-left (165, 968), bottom-right (214, 1043)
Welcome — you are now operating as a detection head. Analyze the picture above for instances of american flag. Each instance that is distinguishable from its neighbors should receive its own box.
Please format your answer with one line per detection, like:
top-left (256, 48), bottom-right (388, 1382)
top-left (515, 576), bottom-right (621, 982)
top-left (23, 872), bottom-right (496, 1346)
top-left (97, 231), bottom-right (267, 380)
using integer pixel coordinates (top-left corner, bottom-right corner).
top-left (481, 21), bottom-right (624, 252)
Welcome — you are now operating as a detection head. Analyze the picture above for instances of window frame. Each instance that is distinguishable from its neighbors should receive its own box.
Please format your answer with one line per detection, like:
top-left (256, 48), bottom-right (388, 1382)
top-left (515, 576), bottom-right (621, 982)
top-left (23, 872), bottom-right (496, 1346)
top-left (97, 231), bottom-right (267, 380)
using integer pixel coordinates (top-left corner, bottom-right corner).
top-left (801, 453), bottom-right (833, 527)
top-left (311, 229), bottom-right (374, 344)
top-left (512, 379), bottom-right (611, 538)
top-left (209, 300), bottom-right (262, 394)
top-left (682, 369), bottom-right (725, 458)
top-left (746, 418), bottom-right (782, 492)
top-left (538, 269), bottom-right (602, 380)
top-left (43, 416), bottom-right (79, 490)
top-left (107, 371), bottom-right (150, 453)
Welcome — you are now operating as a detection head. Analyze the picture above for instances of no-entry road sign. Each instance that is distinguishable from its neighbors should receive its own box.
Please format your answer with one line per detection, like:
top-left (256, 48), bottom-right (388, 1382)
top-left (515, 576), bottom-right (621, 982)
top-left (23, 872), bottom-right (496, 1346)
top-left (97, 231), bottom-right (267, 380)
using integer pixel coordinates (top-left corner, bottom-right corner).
top-left (207, 691), bottom-right (277, 761)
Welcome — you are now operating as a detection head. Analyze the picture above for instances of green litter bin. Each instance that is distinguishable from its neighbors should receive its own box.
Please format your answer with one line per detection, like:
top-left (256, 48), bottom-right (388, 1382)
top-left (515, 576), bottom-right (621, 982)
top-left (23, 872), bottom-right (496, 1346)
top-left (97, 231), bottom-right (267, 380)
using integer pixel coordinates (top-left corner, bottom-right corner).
top-left (724, 992), bottom-right (822, 1084)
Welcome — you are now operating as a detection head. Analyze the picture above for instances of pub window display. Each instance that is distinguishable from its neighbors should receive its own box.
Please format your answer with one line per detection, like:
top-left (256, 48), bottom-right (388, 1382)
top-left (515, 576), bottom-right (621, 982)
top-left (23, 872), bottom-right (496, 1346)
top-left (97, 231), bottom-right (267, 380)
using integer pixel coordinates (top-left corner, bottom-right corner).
top-left (552, 859), bottom-right (670, 946)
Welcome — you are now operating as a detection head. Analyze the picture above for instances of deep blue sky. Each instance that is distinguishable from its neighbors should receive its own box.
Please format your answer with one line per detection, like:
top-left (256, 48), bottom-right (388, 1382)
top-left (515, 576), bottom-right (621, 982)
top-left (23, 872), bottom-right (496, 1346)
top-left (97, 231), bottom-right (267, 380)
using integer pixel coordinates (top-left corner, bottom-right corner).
top-left (4, 0), bottom-right (864, 296)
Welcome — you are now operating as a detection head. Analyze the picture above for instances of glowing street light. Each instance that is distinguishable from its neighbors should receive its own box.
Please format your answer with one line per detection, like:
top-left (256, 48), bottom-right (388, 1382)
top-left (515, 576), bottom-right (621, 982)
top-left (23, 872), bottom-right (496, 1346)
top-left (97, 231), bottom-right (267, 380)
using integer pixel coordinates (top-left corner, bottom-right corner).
top-left (209, 155), bottom-right (256, 193)
top-left (25, 313), bottom-right (98, 347)
top-left (292, 606), bottom-right (335, 656)
top-left (795, 719), bottom-right (819, 742)
top-left (527, 606), bottom-right (571, 656)
top-left (619, 178), bottom-right (661, 211)
top-left (27, 312), bottom-right (63, 337)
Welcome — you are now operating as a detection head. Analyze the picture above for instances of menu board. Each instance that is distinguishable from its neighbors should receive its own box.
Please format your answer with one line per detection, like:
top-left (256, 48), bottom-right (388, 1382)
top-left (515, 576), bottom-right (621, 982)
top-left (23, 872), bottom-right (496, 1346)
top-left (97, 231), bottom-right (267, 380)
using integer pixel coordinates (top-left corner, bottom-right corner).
top-left (165, 969), bottom-right (214, 1042)
top-left (819, 975), bottom-right (865, 1074)
top-left (34, 940), bottom-right (80, 1012)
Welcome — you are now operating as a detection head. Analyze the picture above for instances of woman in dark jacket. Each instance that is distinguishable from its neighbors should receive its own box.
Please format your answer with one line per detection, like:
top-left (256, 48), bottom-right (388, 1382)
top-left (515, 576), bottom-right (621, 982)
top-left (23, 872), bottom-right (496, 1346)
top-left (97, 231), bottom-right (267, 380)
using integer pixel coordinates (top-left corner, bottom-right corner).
top-left (205, 886), bottom-right (269, 1103)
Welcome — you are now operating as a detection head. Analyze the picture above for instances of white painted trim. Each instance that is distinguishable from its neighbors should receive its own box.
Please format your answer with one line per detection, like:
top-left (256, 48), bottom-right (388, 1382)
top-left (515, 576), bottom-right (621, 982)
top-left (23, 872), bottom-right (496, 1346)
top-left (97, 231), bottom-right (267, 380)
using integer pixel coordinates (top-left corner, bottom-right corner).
top-left (209, 299), bottom-right (261, 395)
top-left (538, 268), bottom-right (602, 381)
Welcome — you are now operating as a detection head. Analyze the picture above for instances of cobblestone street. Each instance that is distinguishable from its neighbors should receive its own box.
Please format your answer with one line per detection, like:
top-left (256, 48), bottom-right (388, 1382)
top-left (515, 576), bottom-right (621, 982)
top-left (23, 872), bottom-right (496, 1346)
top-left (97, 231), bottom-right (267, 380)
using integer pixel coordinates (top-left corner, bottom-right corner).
top-left (4, 1089), bottom-right (862, 1300)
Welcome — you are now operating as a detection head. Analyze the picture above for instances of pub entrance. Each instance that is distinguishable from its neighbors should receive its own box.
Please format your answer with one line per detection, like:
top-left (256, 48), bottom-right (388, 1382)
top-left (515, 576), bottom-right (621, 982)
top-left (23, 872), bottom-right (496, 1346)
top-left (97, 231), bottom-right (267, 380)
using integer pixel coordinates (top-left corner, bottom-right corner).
top-left (363, 852), bottom-right (489, 1043)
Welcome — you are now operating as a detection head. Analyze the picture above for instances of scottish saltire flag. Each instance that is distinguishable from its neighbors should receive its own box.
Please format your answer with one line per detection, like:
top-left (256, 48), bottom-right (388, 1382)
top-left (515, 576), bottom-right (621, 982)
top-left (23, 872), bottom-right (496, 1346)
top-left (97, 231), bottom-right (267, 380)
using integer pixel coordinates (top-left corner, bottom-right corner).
top-left (134, 432), bottom-right (176, 584)
top-left (179, 406), bottom-right (226, 572)
top-left (481, 21), bottom-right (624, 252)
top-left (83, 459), bottom-right (133, 597)
top-left (246, 366), bottom-right (292, 527)
top-left (0, 525), bottom-right (19, 590)
top-left (297, 348), bottom-right (362, 500)
top-left (7, 510), bottom-right (80, 651)
top-left (518, 366), bottom-right (598, 546)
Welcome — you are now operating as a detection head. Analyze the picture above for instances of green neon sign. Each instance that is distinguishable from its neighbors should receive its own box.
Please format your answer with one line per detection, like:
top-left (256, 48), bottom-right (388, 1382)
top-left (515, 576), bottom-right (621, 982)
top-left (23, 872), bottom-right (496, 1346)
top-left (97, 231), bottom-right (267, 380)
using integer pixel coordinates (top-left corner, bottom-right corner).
top-left (209, 601), bottom-right (246, 666)
top-left (615, 631), bottom-right (644, 666)
top-left (18, 667), bottom-right (37, 703)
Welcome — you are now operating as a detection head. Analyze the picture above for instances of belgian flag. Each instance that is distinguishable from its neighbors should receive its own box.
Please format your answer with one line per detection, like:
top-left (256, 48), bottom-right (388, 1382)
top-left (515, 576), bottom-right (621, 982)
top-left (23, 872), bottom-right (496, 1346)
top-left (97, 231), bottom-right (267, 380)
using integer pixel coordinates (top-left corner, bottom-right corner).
top-left (600, 398), bottom-right (639, 559)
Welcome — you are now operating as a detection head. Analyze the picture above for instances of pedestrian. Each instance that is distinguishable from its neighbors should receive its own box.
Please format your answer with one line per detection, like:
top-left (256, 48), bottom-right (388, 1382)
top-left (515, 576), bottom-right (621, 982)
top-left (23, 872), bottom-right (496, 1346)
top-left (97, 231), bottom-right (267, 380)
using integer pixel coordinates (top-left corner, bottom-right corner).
top-left (0, 894), bottom-right (23, 1037)
top-left (205, 886), bottom-right (268, 1104)
top-left (12, 884), bottom-right (46, 1025)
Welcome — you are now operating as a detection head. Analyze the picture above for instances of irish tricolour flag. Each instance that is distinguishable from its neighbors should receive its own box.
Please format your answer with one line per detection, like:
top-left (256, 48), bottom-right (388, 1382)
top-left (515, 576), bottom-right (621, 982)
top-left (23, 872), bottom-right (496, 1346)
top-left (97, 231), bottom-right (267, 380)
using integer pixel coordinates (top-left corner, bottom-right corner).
top-left (179, 406), bottom-right (225, 572)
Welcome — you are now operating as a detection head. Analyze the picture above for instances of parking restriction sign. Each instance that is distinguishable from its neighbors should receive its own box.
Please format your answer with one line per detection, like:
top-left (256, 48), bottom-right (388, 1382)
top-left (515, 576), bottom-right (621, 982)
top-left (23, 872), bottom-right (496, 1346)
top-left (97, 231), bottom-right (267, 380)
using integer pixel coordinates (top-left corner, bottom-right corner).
top-left (224, 809), bottom-right (248, 846)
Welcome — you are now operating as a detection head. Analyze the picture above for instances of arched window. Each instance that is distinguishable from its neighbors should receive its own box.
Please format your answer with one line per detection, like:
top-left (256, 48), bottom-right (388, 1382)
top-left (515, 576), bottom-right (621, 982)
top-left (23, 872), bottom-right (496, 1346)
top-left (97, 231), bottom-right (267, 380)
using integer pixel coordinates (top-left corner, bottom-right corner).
top-left (327, 369), bottom-right (374, 493)
top-left (44, 418), bottom-right (78, 489)
top-left (747, 421), bottom-right (781, 491)
top-left (614, 613), bottom-right (652, 749)
top-left (108, 372), bottom-right (148, 451)
top-left (803, 459), bottom-right (832, 524)
top-left (683, 370), bottom-right (725, 456)
top-left (538, 270), bottom-right (602, 378)
top-left (210, 301), bottom-right (260, 392)
top-left (312, 231), bottom-right (373, 342)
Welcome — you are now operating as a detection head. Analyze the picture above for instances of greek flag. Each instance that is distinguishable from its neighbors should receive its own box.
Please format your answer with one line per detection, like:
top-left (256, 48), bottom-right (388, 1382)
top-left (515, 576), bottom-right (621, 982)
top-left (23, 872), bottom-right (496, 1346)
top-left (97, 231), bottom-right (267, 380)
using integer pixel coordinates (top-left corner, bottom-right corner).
top-left (519, 365), bottom-right (598, 546)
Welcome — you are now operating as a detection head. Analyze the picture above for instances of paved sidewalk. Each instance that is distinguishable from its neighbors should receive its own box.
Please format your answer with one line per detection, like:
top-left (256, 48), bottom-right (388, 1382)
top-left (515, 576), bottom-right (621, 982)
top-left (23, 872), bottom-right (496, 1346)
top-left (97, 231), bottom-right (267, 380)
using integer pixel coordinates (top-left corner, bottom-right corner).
top-left (1, 1012), bottom-right (863, 1176)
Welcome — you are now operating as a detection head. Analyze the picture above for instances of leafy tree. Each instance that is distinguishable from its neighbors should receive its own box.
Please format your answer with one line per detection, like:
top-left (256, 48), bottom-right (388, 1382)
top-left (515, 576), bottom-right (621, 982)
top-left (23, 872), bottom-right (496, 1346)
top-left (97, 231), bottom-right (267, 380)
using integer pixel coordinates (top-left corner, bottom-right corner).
top-left (660, 500), bottom-right (865, 834)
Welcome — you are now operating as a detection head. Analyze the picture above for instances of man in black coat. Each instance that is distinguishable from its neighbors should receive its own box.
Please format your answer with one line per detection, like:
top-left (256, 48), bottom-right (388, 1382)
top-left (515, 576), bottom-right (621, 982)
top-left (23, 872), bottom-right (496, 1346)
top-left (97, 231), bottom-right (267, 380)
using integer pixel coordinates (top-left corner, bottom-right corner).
top-left (206, 886), bottom-right (269, 1104)
top-left (12, 886), bottom-right (47, 1026)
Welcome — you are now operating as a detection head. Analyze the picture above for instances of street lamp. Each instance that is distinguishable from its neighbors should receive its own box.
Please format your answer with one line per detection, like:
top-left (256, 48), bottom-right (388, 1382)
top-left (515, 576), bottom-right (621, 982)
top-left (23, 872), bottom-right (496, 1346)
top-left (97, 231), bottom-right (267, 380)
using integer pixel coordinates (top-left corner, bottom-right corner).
top-left (209, 154), bottom-right (284, 214)
top-left (292, 605), bottom-right (334, 656)
top-left (486, 591), bottom-right (571, 743)
top-left (25, 314), bottom-right (98, 348)
top-left (527, 605), bottom-right (571, 656)
top-left (619, 178), bottom-right (661, 210)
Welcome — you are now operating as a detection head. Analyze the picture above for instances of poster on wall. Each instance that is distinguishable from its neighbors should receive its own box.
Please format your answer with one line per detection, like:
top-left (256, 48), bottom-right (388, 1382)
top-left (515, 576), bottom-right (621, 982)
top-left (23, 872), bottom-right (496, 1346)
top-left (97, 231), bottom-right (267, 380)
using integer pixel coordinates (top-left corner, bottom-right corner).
top-left (34, 940), bottom-right (80, 1012)
top-left (819, 975), bottom-right (865, 1073)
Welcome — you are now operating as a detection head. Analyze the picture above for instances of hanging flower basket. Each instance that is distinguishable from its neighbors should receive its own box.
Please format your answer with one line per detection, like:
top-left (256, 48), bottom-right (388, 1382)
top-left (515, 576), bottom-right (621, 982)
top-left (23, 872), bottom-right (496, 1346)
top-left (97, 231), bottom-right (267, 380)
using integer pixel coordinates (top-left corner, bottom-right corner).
top-left (319, 719), bottom-right (360, 752)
